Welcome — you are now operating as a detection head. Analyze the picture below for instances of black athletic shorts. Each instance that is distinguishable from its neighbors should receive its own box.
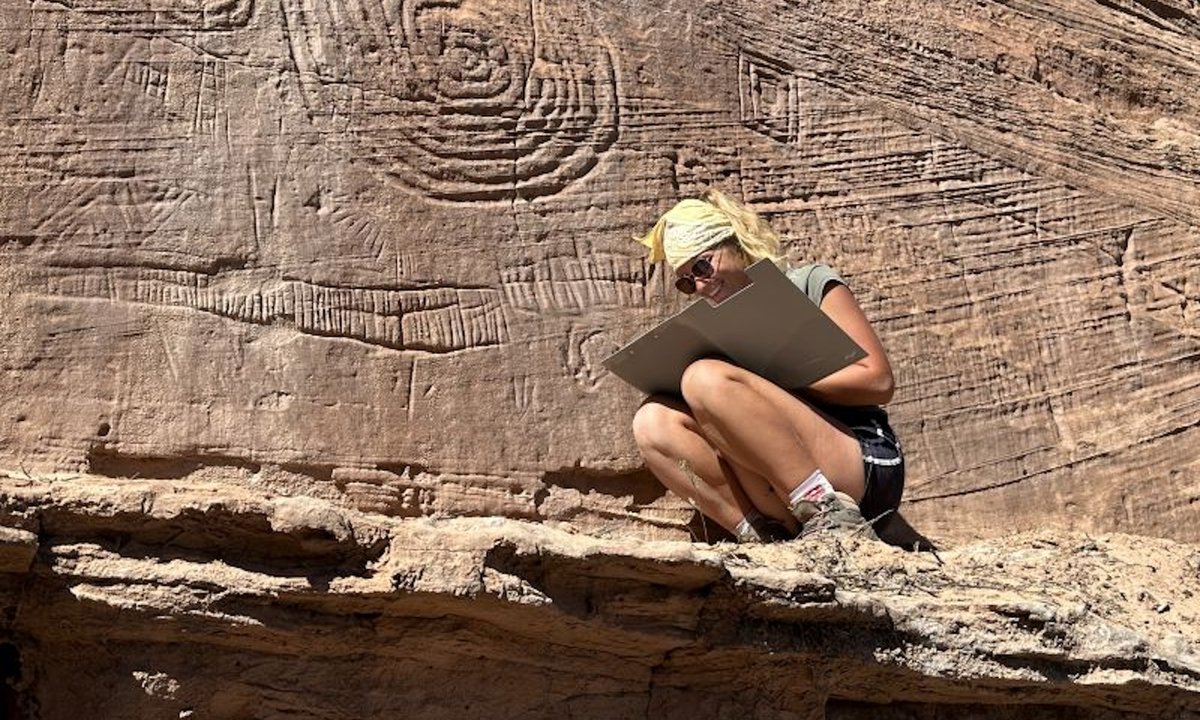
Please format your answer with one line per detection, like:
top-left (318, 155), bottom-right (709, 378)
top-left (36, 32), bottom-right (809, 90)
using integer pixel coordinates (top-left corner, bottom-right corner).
top-left (822, 405), bottom-right (905, 522)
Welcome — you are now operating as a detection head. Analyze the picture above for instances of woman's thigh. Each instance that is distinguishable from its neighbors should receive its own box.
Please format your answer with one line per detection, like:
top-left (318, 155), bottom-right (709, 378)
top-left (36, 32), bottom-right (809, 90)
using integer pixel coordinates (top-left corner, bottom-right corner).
top-left (727, 367), bottom-right (866, 501)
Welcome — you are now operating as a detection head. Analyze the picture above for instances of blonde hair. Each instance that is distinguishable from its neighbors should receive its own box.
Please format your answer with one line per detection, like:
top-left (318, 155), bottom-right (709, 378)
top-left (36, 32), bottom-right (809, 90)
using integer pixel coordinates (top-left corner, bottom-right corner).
top-left (697, 189), bottom-right (786, 268)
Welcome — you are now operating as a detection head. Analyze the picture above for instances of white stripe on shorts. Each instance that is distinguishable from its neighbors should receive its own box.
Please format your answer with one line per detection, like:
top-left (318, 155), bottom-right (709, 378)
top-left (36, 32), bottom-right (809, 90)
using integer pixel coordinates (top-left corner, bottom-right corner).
top-left (864, 454), bottom-right (903, 466)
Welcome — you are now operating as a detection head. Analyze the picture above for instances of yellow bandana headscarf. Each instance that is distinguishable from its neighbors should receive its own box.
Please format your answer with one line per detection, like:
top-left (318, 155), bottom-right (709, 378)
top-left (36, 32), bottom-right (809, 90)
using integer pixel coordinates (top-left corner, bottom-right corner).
top-left (636, 199), bottom-right (735, 270)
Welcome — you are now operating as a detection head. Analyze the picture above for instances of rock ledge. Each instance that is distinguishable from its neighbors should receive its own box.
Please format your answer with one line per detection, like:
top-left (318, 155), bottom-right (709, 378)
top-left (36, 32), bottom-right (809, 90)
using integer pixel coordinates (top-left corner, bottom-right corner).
top-left (1, 471), bottom-right (1198, 719)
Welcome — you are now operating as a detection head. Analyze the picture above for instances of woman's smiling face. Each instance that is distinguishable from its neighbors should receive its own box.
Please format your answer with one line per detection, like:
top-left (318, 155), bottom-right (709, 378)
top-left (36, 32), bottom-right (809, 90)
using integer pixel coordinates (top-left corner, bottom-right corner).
top-left (674, 240), bottom-right (751, 304)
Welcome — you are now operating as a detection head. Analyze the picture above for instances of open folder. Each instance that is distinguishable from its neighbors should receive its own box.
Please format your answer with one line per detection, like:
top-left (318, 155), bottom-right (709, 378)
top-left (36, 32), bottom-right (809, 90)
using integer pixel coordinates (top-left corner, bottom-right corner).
top-left (602, 260), bottom-right (866, 396)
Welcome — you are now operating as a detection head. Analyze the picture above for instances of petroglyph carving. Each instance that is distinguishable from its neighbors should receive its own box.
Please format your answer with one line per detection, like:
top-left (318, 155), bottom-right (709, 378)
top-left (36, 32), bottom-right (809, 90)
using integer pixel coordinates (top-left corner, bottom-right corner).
top-left (31, 178), bottom-right (202, 253)
top-left (193, 58), bottom-right (227, 134)
top-left (38, 267), bottom-right (509, 353)
top-left (511, 375), bottom-right (537, 411)
top-left (738, 49), bottom-right (802, 145)
top-left (329, 466), bottom-right (542, 518)
top-left (500, 254), bottom-right (651, 314)
top-left (565, 327), bottom-right (617, 391)
top-left (123, 61), bottom-right (169, 102)
top-left (278, 0), bottom-right (620, 201)
top-left (32, 0), bottom-right (254, 30)
top-left (7, 0), bottom-right (1200, 556)
top-left (331, 467), bottom-right (431, 516)
top-left (1117, 222), bottom-right (1200, 339)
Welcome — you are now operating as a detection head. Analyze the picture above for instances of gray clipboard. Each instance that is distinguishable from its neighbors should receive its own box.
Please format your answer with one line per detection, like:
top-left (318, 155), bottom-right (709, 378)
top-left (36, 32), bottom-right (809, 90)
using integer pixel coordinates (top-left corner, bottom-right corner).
top-left (602, 260), bottom-right (866, 396)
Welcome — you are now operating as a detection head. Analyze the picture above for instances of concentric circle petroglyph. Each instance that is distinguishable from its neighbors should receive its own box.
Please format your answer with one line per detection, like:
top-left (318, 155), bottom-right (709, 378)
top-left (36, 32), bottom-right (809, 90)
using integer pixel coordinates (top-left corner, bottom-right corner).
top-left (280, 0), bottom-right (620, 202)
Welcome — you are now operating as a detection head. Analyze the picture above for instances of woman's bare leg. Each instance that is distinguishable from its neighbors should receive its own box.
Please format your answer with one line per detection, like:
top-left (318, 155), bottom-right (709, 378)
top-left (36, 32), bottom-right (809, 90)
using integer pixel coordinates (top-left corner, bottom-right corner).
top-left (724, 458), bottom-right (802, 535)
top-left (679, 358), bottom-right (866, 503)
top-left (632, 395), bottom-right (761, 535)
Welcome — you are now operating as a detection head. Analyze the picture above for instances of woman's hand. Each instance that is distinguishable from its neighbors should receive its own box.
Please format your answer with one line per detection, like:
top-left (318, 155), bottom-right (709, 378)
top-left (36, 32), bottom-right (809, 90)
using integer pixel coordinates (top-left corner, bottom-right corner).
top-left (802, 284), bottom-right (895, 406)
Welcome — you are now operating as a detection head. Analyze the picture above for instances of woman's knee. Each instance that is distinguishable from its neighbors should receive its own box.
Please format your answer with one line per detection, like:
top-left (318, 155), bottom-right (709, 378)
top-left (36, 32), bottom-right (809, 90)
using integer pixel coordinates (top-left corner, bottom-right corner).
top-left (680, 358), bottom-right (740, 409)
top-left (631, 398), bottom-right (686, 454)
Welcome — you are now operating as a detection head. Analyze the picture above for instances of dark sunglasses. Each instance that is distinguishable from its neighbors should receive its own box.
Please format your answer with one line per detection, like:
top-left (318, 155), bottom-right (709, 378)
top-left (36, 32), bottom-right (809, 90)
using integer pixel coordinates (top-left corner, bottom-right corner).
top-left (674, 256), bottom-right (716, 295)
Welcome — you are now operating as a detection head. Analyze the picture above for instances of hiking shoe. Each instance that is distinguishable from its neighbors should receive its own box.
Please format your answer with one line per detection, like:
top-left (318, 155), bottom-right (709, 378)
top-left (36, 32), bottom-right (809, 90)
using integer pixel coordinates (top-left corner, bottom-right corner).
top-left (735, 516), bottom-right (800, 543)
top-left (799, 493), bottom-right (879, 540)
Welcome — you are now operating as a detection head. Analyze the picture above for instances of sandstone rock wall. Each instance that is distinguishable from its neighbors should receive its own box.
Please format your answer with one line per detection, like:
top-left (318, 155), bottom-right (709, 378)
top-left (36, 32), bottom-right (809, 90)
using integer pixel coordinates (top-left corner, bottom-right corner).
top-left (3, 0), bottom-right (1200, 545)
top-left (4, 2), bottom-right (1200, 716)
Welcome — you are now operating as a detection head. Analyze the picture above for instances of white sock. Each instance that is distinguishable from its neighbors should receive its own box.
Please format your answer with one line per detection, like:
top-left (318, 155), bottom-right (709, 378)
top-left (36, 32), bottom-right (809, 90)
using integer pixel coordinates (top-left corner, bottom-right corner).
top-left (788, 469), bottom-right (834, 508)
top-left (734, 510), bottom-right (765, 542)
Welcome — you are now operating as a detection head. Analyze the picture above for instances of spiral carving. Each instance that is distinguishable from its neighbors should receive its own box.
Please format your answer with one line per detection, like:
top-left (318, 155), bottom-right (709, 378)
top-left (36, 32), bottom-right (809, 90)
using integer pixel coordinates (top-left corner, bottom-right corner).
top-left (280, 0), bottom-right (620, 202)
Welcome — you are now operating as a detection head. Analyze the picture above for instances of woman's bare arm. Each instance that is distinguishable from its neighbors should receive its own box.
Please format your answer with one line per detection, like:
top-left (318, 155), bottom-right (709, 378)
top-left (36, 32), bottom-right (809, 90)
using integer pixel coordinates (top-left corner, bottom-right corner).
top-left (801, 284), bottom-right (894, 406)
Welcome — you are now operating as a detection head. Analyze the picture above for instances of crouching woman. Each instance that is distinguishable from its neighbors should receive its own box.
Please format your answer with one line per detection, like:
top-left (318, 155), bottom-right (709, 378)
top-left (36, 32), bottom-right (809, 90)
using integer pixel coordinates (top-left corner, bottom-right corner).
top-left (630, 190), bottom-right (904, 542)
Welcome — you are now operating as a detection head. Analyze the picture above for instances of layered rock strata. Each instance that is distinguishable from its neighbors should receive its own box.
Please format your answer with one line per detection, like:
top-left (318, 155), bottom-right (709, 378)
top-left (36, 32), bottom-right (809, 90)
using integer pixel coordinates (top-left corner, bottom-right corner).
top-left (1, 471), bottom-right (1198, 719)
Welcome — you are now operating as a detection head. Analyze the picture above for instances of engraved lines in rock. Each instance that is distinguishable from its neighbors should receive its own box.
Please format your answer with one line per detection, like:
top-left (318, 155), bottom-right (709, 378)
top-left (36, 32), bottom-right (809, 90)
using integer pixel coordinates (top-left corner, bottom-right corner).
top-left (1116, 220), bottom-right (1200, 344)
top-left (726, 0), bottom-right (1200, 225)
top-left (122, 61), bottom-right (169, 103)
top-left (738, 49), bottom-right (802, 146)
top-left (325, 196), bottom-right (389, 266)
top-left (723, 67), bottom-right (1200, 504)
top-left (29, 178), bottom-right (203, 259)
top-left (564, 326), bottom-right (615, 392)
top-left (891, 189), bottom-right (1144, 496)
top-left (396, 0), bottom-right (620, 200)
top-left (500, 253), bottom-right (650, 314)
top-left (898, 191), bottom-right (1200, 501)
top-left (28, 0), bottom-right (256, 30)
top-left (277, 0), bottom-right (620, 202)
top-left (193, 57), bottom-right (227, 135)
top-left (36, 266), bottom-right (509, 354)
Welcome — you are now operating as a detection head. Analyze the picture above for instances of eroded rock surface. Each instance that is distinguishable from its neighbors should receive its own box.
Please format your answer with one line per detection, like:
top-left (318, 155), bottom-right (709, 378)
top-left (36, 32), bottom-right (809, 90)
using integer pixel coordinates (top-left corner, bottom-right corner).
top-left (1, 471), bottom-right (1198, 718)
top-left (3, 0), bottom-right (1200, 545)
top-left (3, 0), bottom-right (1200, 715)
